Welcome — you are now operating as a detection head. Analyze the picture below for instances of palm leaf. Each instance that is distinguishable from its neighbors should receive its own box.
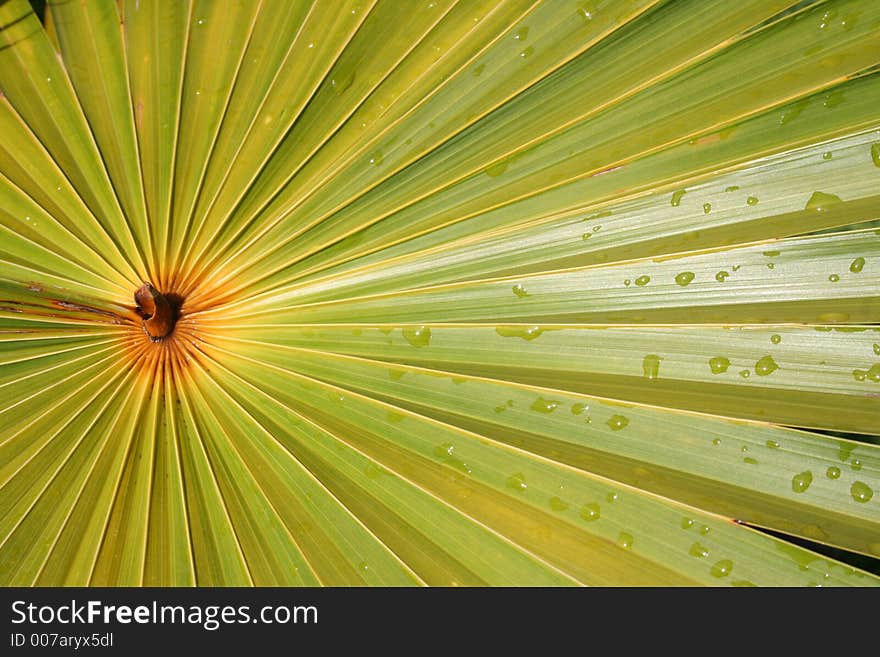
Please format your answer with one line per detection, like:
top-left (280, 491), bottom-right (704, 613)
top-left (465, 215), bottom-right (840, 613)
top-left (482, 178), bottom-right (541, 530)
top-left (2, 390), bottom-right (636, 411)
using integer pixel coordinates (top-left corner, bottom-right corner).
top-left (1, 0), bottom-right (878, 586)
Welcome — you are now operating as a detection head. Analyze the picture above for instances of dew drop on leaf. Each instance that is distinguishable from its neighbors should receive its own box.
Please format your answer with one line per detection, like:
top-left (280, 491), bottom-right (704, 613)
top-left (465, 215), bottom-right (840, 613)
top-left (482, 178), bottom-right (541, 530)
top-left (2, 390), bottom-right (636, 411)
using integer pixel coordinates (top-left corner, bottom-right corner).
top-left (826, 466), bottom-right (841, 479)
top-left (606, 414), bottom-right (629, 431)
top-left (675, 271), bottom-right (695, 286)
top-left (792, 471), bottom-right (813, 493)
top-left (512, 283), bottom-right (528, 298)
top-left (580, 503), bottom-right (600, 521)
top-left (754, 355), bottom-right (779, 376)
top-left (805, 191), bottom-right (842, 212)
top-left (402, 325), bottom-right (431, 347)
top-left (850, 481), bottom-right (873, 503)
top-left (642, 354), bottom-right (662, 379)
top-left (689, 542), bottom-right (709, 558)
top-left (495, 325), bottom-right (544, 340)
top-left (849, 257), bottom-right (865, 273)
top-left (708, 356), bottom-right (730, 374)
top-left (710, 559), bottom-right (734, 577)
top-left (531, 397), bottom-right (560, 413)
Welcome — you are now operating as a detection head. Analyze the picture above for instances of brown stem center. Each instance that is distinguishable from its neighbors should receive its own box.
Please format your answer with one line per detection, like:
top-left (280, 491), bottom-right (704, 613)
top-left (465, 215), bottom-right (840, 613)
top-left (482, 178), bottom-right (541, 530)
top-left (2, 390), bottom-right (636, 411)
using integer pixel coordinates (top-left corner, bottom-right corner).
top-left (134, 283), bottom-right (177, 342)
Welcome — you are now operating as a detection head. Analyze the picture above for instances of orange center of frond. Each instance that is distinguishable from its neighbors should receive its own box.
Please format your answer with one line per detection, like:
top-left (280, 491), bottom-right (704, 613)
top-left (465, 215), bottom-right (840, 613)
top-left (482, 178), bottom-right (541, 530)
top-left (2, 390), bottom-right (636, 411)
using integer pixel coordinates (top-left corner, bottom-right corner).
top-left (118, 281), bottom-right (218, 381)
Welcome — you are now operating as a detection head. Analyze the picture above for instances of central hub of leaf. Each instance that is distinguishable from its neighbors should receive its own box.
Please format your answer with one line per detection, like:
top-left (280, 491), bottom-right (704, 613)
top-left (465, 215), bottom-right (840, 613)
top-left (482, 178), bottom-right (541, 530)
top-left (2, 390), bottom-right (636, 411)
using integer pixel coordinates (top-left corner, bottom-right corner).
top-left (134, 283), bottom-right (182, 342)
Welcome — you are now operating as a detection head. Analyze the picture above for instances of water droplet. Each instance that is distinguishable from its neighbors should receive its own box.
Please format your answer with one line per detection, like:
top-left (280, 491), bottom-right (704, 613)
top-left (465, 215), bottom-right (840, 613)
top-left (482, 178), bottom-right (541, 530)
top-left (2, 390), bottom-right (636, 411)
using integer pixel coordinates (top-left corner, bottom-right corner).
top-left (703, 203), bottom-right (712, 214)
top-left (743, 457), bottom-right (759, 465)
top-left (671, 189), bottom-right (686, 207)
top-left (330, 70), bottom-right (355, 95)
top-left (822, 151), bottom-right (833, 160)
top-left (642, 354), bottom-right (662, 380)
top-left (715, 271), bottom-right (730, 282)
top-left (711, 559), bottom-right (734, 577)
top-left (818, 312), bottom-right (850, 323)
top-left (712, 438), bottom-right (721, 446)
top-left (580, 503), bottom-right (600, 521)
top-left (874, 344), bottom-right (880, 356)
top-left (472, 63), bottom-right (485, 77)
top-left (708, 356), bottom-right (730, 374)
top-left (871, 143), bottom-right (880, 167)
top-left (766, 440), bottom-right (780, 449)
top-left (617, 532), bottom-right (634, 549)
top-left (828, 274), bottom-right (840, 283)
top-left (689, 542), bottom-right (709, 558)
top-left (792, 471), bottom-right (813, 493)
top-left (549, 496), bottom-right (569, 511)
top-left (506, 473), bottom-right (528, 492)
top-left (530, 397), bottom-right (560, 413)
top-left (675, 271), bottom-right (695, 286)
top-left (513, 26), bottom-right (529, 40)
top-left (852, 369), bottom-right (867, 382)
top-left (571, 402), bottom-right (587, 415)
top-left (681, 518), bottom-right (694, 529)
top-left (699, 525), bottom-right (710, 535)
top-left (606, 414), bottom-right (629, 431)
top-left (485, 159), bottom-right (510, 177)
top-left (402, 325), bottom-right (431, 347)
top-left (747, 196), bottom-right (759, 206)
top-left (369, 151), bottom-right (383, 166)
top-left (582, 232), bottom-right (592, 240)
top-left (779, 98), bottom-right (808, 125)
top-left (606, 492), bottom-right (618, 503)
top-left (623, 279), bottom-right (631, 286)
top-left (724, 185), bottom-right (740, 192)
top-left (754, 355), bottom-right (779, 376)
top-left (851, 459), bottom-right (862, 471)
top-left (822, 89), bottom-right (845, 108)
top-left (495, 325), bottom-right (544, 340)
top-left (851, 481), bottom-right (873, 503)
top-left (519, 46), bottom-right (534, 58)
top-left (805, 191), bottom-right (842, 212)
top-left (635, 275), bottom-right (650, 286)
top-left (826, 466), bottom-right (841, 479)
top-left (577, 3), bottom-right (595, 23)
top-left (512, 283), bottom-right (529, 298)
top-left (849, 257), bottom-right (865, 273)
top-left (771, 334), bottom-right (781, 344)
top-left (739, 369), bottom-right (750, 378)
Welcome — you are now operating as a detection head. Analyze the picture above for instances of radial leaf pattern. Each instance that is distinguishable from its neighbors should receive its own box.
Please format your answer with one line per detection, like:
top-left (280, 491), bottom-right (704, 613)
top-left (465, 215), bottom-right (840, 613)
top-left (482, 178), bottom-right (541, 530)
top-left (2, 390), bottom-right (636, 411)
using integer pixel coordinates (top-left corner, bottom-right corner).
top-left (1, 0), bottom-right (879, 586)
